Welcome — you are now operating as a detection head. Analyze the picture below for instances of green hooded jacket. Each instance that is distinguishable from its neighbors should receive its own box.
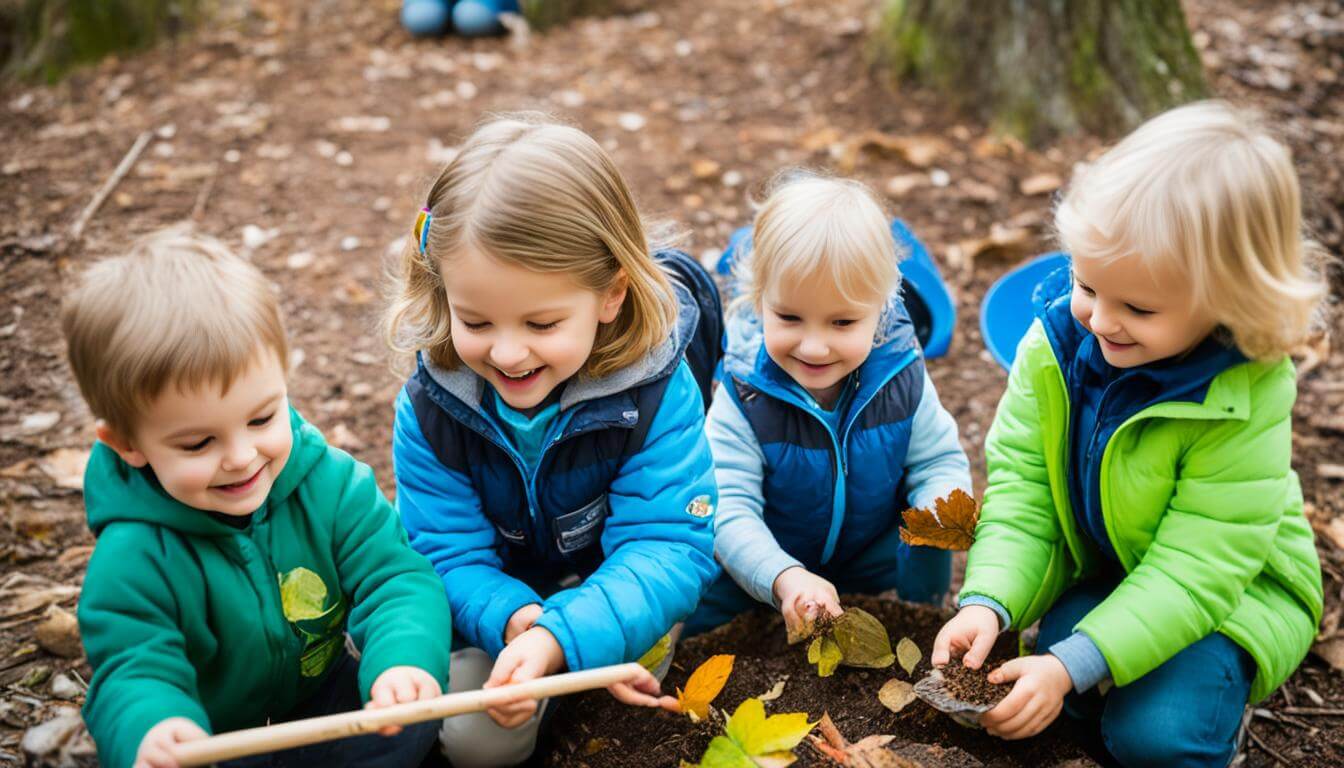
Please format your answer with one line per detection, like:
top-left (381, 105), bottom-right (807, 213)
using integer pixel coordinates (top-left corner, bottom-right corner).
top-left (78, 407), bottom-right (453, 768)
top-left (960, 322), bottom-right (1322, 702)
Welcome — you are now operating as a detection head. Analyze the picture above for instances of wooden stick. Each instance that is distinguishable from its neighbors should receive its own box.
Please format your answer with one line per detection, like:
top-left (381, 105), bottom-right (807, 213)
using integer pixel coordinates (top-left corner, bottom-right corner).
top-left (170, 663), bottom-right (644, 766)
top-left (1280, 706), bottom-right (1344, 717)
top-left (68, 130), bottom-right (153, 244)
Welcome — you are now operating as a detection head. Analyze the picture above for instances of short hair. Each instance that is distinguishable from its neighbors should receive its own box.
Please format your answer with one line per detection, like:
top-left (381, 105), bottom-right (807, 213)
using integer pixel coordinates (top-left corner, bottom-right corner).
top-left (735, 170), bottom-right (902, 337)
top-left (385, 114), bottom-right (677, 379)
top-left (1055, 100), bottom-right (1328, 360)
top-left (61, 226), bottom-right (288, 438)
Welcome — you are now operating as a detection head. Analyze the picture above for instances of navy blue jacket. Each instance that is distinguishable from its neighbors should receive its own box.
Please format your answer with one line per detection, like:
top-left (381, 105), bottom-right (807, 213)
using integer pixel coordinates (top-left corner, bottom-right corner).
top-left (393, 263), bottom-right (718, 671)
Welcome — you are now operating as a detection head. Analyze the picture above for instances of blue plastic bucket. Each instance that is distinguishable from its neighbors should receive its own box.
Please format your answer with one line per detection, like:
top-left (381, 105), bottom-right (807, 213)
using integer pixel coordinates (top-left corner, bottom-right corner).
top-left (980, 252), bottom-right (1070, 371)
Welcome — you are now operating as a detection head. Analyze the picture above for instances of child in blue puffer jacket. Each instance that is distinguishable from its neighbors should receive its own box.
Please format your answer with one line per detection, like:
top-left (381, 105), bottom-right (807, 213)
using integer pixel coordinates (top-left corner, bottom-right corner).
top-left (685, 171), bottom-right (971, 638)
top-left (384, 116), bottom-right (722, 768)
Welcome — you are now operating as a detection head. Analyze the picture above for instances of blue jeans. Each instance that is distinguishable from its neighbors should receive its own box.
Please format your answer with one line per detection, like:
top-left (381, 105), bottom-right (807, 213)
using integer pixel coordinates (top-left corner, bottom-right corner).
top-left (219, 651), bottom-right (440, 768)
top-left (1039, 580), bottom-right (1255, 768)
top-left (683, 521), bottom-right (951, 636)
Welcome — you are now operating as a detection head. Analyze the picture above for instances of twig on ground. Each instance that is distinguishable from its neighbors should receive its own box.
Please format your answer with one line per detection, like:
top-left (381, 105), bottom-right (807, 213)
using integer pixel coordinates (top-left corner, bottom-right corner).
top-left (68, 130), bottom-right (154, 245)
top-left (191, 164), bottom-right (219, 221)
top-left (1246, 724), bottom-right (1294, 766)
top-left (1280, 706), bottom-right (1344, 716)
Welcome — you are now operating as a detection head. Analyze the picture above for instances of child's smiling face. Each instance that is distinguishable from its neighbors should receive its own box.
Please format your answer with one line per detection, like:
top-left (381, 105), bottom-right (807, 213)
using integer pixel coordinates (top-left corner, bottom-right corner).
top-left (761, 276), bottom-right (883, 408)
top-left (1070, 253), bottom-right (1218, 368)
top-left (98, 348), bottom-right (293, 516)
top-left (444, 246), bottom-right (627, 411)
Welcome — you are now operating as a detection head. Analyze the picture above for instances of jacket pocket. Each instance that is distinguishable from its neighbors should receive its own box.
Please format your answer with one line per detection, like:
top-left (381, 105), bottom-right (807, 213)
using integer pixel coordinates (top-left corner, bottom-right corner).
top-left (553, 495), bottom-right (609, 555)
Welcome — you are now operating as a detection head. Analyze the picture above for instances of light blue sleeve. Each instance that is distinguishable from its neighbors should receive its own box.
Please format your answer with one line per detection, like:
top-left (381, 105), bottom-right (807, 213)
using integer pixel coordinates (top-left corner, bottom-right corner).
top-left (902, 369), bottom-right (973, 512)
top-left (393, 388), bottom-right (542, 659)
top-left (534, 363), bottom-right (719, 671)
top-left (958, 594), bottom-right (1011, 630)
top-left (705, 384), bottom-right (801, 607)
top-left (1049, 631), bottom-right (1112, 693)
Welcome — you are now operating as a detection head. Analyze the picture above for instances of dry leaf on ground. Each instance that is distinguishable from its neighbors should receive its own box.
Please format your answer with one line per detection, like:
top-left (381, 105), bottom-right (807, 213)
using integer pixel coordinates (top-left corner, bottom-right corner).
top-left (899, 489), bottom-right (980, 551)
top-left (878, 679), bottom-right (918, 714)
top-left (896, 637), bottom-right (921, 676)
top-left (677, 654), bottom-right (734, 721)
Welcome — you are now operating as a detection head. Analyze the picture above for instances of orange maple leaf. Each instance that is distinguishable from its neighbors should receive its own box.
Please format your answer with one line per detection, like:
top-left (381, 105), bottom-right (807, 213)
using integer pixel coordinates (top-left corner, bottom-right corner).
top-left (898, 489), bottom-right (979, 551)
top-left (676, 654), bottom-right (734, 721)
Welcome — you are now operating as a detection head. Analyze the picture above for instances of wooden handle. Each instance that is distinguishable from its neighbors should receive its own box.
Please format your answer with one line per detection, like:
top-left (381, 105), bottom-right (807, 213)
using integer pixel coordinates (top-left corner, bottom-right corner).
top-left (169, 663), bottom-right (646, 766)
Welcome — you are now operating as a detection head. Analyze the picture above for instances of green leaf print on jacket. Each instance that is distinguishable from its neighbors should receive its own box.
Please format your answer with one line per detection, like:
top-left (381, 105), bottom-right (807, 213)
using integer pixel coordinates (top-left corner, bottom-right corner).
top-left (279, 566), bottom-right (347, 677)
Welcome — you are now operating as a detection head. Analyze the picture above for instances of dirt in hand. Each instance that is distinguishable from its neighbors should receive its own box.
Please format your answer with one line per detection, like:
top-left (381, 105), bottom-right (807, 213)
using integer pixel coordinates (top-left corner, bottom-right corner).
top-left (937, 662), bottom-right (1010, 710)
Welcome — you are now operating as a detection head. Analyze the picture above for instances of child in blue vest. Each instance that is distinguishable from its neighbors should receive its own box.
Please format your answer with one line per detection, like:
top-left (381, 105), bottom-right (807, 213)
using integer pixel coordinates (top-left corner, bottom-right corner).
top-left (684, 172), bottom-right (971, 638)
top-left (384, 116), bottom-right (721, 767)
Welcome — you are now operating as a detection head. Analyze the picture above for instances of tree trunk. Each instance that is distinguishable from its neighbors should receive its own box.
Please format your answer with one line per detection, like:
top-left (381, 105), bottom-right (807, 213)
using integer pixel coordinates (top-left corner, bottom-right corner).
top-left (871, 0), bottom-right (1208, 144)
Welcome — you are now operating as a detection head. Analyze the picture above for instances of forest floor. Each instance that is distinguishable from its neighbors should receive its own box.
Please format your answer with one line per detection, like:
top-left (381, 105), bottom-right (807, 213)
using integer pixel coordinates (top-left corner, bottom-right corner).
top-left (1, 0), bottom-right (1341, 765)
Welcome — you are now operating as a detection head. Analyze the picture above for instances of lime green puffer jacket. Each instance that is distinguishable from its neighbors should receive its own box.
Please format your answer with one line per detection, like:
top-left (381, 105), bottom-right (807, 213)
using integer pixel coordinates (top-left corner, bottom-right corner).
top-left (960, 321), bottom-right (1322, 702)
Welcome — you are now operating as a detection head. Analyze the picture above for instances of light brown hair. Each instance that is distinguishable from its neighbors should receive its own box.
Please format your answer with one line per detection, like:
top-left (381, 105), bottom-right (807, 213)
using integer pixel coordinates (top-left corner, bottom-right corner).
top-left (61, 226), bottom-right (288, 437)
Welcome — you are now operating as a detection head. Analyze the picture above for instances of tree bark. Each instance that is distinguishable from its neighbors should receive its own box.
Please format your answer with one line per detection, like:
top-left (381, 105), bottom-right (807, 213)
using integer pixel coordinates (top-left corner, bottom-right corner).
top-left (871, 0), bottom-right (1208, 144)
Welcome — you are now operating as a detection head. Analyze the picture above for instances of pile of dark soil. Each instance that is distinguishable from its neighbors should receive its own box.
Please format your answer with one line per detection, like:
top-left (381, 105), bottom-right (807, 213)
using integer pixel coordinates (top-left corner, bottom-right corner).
top-left (544, 596), bottom-right (1105, 767)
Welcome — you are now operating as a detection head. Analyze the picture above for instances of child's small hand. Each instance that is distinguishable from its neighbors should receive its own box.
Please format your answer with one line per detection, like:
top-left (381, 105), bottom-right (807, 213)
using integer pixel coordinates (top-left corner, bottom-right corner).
top-left (931, 605), bottom-right (1001, 669)
top-left (605, 663), bottom-right (681, 712)
top-left (979, 654), bottom-right (1072, 740)
top-left (772, 567), bottom-right (842, 639)
top-left (135, 717), bottom-right (208, 768)
top-left (504, 603), bottom-right (543, 644)
top-left (483, 625), bottom-right (566, 728)
top-left (366, 665), bottom-right (443, 737)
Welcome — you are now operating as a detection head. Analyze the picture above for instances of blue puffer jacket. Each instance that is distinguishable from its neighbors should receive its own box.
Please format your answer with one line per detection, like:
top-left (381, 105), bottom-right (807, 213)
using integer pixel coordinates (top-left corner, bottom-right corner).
top-left (709, 296), bottom-right (970, 604)
top-left (393, 271), bottom-right (719, 672)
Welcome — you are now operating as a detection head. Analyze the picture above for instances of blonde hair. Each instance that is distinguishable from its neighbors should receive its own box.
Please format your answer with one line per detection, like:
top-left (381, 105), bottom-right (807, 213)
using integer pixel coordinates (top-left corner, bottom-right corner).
top-left (385, 114), bottom-right (676, 379)
top-left (61, 226), bottom-right (288, 438)
top-left (735, 170), bottom-right (902, 332)
top-left (1056, 100), bottom-right (1328, 360)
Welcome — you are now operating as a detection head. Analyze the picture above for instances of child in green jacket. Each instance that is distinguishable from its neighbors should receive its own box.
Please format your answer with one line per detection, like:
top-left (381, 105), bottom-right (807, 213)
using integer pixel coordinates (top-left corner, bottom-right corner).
top-left (63, 228), bottom-right (455, 768)
top-left (934, 101), bottom-right (1326, 766)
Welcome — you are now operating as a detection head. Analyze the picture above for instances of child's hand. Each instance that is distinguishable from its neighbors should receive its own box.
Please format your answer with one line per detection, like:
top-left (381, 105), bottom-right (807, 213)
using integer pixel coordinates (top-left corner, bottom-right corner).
top-left (931, 605), bottom-right (1001, 669)
top-left (366, 665), bottom-right (443, 737)
top-left (483, 625), bottom-right (566, 728)
top-left (606, 663), bottom-right (681, 712)
top-left (979, 654), bottom-right (1073, 740)
top-left (772, 567), bottom-right (842, 639)
top-left (135, 717), bottom-right (208, 768)
top-left (504, 603), bottom-right (543, 644)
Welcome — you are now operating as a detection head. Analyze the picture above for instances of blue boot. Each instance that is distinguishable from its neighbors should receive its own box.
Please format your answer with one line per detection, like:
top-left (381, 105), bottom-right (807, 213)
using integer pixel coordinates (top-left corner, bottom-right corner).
top-left (401, 0), bottom-right (452, 36)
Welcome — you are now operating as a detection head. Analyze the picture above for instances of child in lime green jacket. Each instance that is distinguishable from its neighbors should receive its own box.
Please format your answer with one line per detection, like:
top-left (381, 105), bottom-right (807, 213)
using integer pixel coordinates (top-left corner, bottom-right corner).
top-left (62, 229), bottom-right (458, 768)
top-left (934, 101), bottom-right (1326, 767)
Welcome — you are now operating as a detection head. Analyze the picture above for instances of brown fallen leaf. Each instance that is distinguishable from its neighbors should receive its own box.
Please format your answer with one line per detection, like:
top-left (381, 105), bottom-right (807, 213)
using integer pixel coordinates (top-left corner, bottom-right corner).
top-left (899, 489), bottom-right (980, 551)
top-left (0, 575), bottom-right (80, 620)
top-left (943, 225), bottom-right (1033, 275)
top-left (38, 448), bottom-right (90, 491)
top-left (836, 131), bottom-right (952, 173)
top-left (1019, 173), bottom-right (1063, 196)
top-left (1312, 635), bottom-right (1344, 672)
top-left (878, 679), bottom-right (917, 714)
top-left (35, 606), bottom-right (82, 659)
top-left (758, 675), bottom-right (788, 702)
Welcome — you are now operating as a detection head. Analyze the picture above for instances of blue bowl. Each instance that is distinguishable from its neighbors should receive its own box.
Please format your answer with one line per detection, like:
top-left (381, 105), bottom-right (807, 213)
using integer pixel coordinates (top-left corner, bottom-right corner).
top-left (980, 252), bottom-right (1070, 370)
top-left (715, 220), bottom-right (956, 359)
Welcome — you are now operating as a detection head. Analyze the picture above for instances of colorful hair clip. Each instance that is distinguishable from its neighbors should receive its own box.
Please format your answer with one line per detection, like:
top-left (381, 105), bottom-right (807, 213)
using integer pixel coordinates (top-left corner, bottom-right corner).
top-left (414, 207), bottom-right (433, 255)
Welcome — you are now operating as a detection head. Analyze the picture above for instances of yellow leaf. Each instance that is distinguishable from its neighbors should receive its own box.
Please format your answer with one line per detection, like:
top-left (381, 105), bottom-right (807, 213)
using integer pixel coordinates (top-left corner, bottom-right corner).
top-left (899, 489), bottom-right (980, 550)
top-left (696, 736), bottom-right (755, 768)
top-left (637, 632), bottom-right (673, 674)
top-left (809, 636), bottom-right (842, 677)
top-left (678, 654), bottom-right (735, 720)
top-left (896, 637), bottom-right (921, 676)
top-left (831, 608), bottom-right (894, 669)
top-left (724, 698), bottom-right (815, 757)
